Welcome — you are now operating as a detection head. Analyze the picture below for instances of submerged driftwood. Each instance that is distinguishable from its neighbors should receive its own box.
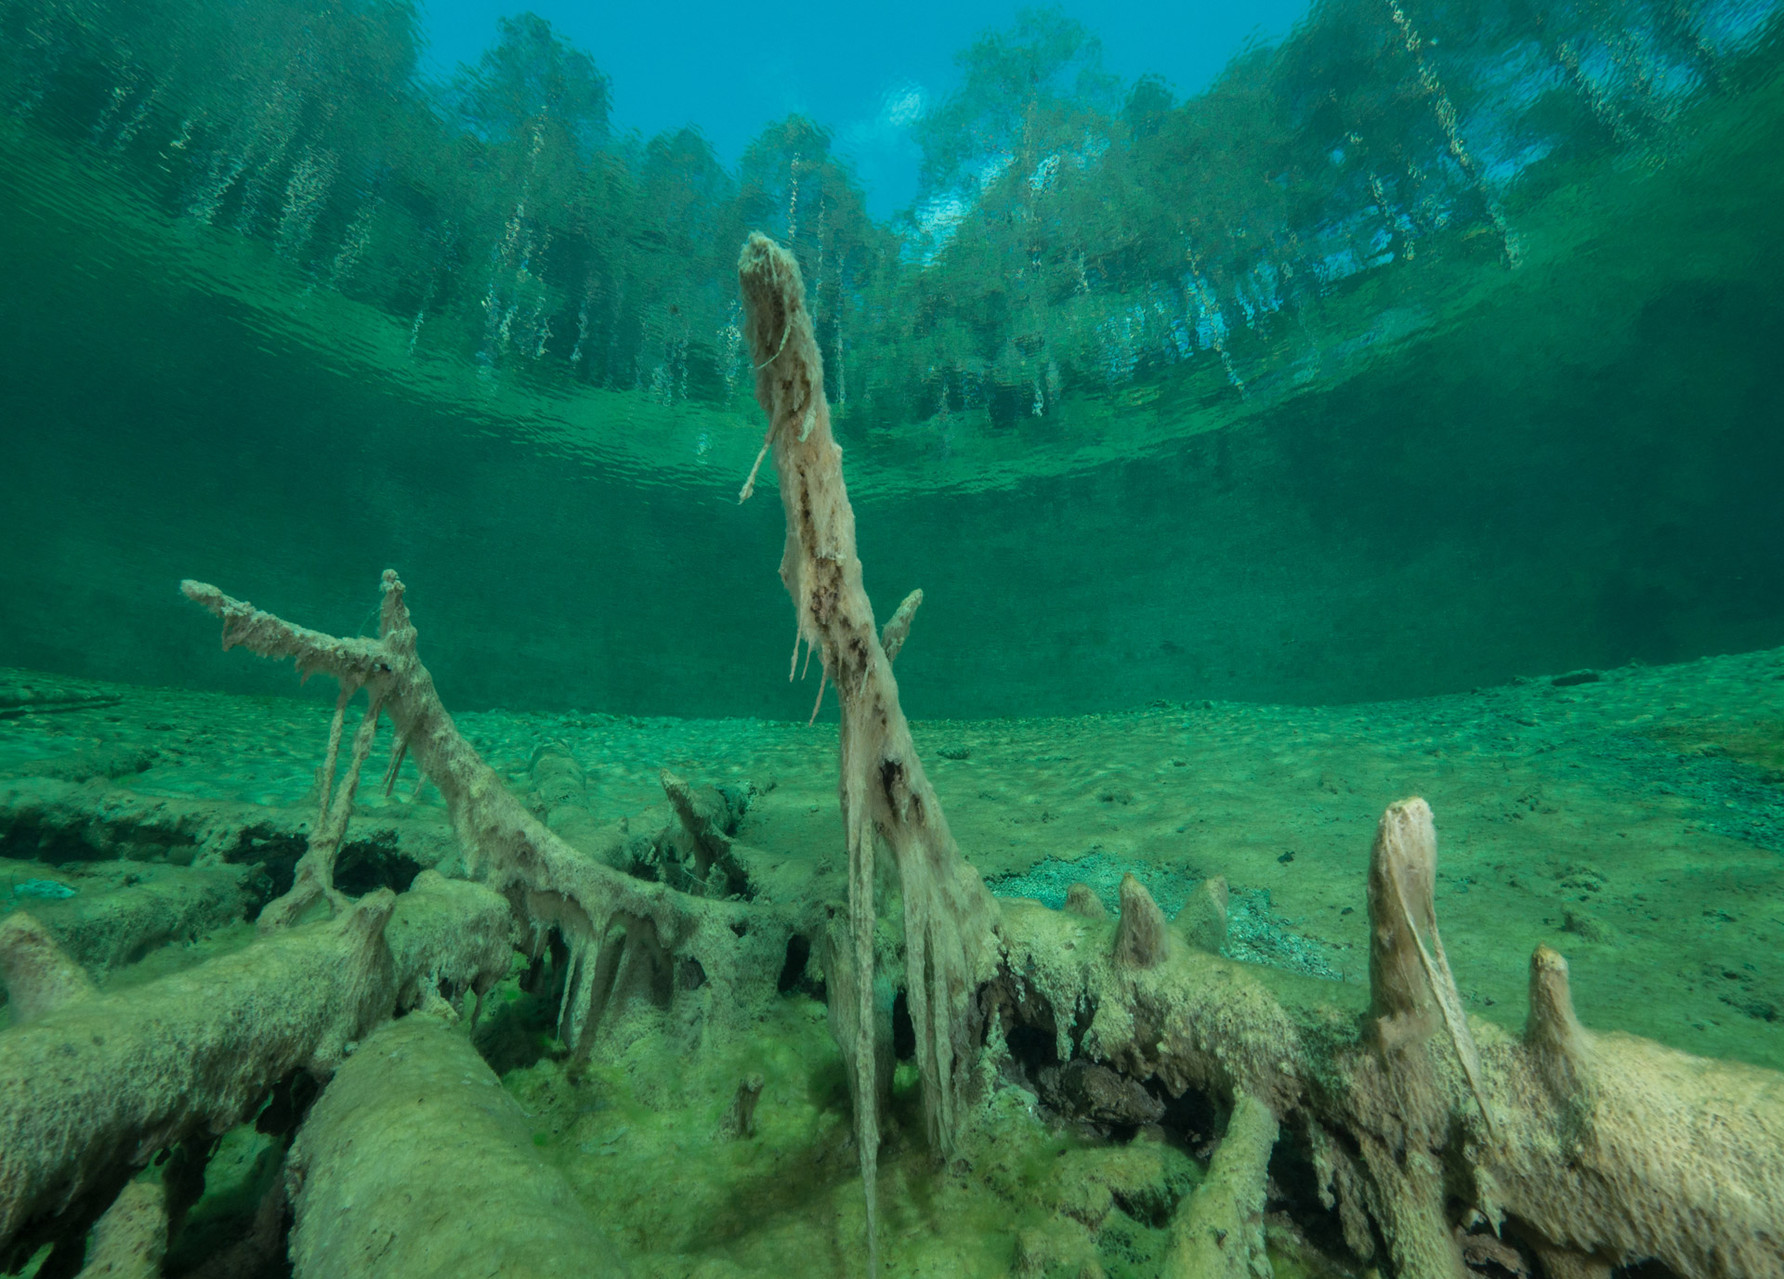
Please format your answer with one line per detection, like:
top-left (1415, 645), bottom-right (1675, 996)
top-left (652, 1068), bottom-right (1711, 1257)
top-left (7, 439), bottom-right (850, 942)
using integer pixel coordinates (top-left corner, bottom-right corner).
top-left (287, 1010), bottom-right (626, 1278)
top-left (0, 571), bottom-right (802, 1269)
top-left (1165, 1090), bottom-right (1277, 1278)
top-left (738, 232), bottom-right (1002, 1267)
top-left (180, 572), bottom-right (794, 1059)
top-left (732, 235), bottom-right (1784, 1278)
top-left (72, 1181), bottom-right (165, 1279)
top-left (0, 872), bottom-right (513, 1270)
top-left (4, 595), bottom-right (1780, 1278)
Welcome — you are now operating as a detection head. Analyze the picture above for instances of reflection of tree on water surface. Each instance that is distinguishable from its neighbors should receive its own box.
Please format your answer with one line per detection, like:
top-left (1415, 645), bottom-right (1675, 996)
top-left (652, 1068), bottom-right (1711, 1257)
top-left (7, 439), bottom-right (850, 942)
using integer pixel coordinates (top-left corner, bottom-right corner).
top-left (4, 0), bottom-right (1773, 450)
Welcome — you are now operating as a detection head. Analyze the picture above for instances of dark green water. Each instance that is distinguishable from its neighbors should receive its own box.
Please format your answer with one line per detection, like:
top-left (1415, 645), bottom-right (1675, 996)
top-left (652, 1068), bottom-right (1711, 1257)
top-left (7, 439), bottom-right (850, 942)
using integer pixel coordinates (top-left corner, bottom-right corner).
top-left (2, 0), bottom-right (1781, 718)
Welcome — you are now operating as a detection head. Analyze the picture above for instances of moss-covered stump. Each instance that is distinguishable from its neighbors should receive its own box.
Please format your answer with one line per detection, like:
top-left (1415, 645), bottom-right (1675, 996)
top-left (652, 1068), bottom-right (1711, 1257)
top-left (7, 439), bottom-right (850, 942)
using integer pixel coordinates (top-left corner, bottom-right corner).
top-left (287, 1012), bottom-right (626, 1278)
top-left (989, 800), bottom-right (1784, 1279)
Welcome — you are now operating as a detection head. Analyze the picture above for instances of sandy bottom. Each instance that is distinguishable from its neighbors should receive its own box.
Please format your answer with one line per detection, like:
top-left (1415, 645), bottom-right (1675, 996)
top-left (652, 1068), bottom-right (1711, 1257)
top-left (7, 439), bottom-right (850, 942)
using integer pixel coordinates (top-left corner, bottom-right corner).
top-left (6, 647), bottom-right (1780, 1070)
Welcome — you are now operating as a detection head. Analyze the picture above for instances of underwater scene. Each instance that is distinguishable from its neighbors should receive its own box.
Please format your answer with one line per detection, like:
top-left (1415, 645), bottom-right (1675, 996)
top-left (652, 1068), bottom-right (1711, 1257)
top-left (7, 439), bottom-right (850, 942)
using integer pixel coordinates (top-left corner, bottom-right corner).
top-left (2, 0), bottom-right (1783, 1273)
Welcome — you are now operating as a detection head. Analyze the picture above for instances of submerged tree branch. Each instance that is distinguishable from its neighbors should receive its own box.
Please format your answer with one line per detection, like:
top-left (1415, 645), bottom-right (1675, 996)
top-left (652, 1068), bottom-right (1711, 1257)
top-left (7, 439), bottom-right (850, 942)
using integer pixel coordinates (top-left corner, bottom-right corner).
top-left (183, 572), bottom-right (791, 1059)
top-left (738, 233), bottom-right (1001, 1270)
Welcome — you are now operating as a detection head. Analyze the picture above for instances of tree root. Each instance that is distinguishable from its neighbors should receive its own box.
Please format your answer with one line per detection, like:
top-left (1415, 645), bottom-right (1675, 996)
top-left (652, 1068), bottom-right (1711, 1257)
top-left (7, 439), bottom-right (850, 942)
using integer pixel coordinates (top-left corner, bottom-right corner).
top-left (989, 798), bottom-right (1784, 1279)
top-left (657, 768), bottom-right (753, 899)
top-left (1165, 1090), bottom-right (1278, 1279)
top-left (286, 1010), bottom-right (626, 1278)
top-left (72, 1181), bottom-right (164, 1279)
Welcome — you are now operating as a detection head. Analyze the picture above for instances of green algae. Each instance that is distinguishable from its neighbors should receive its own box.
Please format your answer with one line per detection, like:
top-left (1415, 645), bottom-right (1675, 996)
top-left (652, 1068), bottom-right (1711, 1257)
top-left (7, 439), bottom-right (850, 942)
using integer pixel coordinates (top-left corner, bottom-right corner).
top-left (3, 640), bottom-right (1782, 1272)
top-left (487, 981), bottom-right (1210, 1277)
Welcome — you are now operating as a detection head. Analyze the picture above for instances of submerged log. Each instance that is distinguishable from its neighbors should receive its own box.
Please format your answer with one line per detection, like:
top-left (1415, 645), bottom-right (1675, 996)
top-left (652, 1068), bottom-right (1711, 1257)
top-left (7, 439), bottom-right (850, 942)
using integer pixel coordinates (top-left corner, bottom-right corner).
top-left (287, 1012), bottom-right (624, 1278)
top-left (0, 873), bottom-right (513, 1266)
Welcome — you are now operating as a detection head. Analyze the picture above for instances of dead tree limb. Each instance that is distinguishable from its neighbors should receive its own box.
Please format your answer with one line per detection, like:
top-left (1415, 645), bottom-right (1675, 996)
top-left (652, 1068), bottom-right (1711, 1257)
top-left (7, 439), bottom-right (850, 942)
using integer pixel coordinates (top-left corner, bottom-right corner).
top-left (0, 873), bottom-right (513, 1266)
top-left (287, 1011), bottom-right (626, 1278)
top-left (737, 233), bottom-right (1000, 1269)
top-left (1165, 1091), bottom-right (1278, 1279)
top-left (880, 589), bottom-right (922, 662)
top-left (0, 912), bottom-right (95, 1024)
top-left (73, 1181), bottom-right (165, 1279)
top-left (183, 573), bottom-right (792, 1059)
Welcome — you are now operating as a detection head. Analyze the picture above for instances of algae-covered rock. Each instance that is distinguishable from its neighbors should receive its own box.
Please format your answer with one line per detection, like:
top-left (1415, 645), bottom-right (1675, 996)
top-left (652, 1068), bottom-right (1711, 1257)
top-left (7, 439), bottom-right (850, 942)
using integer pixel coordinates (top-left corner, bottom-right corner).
top-left (287, 1013), bottom-right (626, 1278)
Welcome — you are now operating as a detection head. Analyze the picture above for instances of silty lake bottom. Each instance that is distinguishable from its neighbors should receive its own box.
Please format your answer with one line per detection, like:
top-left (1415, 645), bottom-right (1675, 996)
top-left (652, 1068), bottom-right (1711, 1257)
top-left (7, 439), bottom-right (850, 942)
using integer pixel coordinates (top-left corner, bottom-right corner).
top-left (2, 0), bottom-right (1783, 1273)
top-left (4, 637), bottom-right (1782, 1276)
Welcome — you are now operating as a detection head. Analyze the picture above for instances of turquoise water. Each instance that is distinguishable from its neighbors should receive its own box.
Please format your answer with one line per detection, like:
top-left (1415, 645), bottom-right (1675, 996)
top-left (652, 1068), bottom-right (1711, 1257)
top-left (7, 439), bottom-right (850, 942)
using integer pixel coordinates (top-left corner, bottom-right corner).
top-left (2, 0), bottom-right (1782, 1274)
